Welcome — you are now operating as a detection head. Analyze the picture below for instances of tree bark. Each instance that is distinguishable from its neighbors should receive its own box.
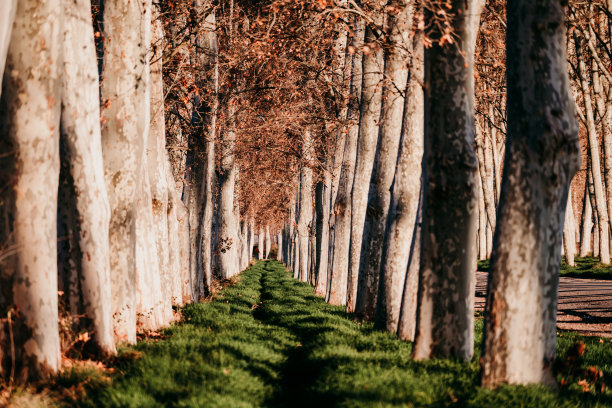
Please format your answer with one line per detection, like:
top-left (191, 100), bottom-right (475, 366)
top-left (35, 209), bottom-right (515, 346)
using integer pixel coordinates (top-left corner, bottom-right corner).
top-left (327, 18), bottom-right (365, 306)
top-left (297, 131), bottom-right (314, 282)
top-left (265, 225), bottom-right (271, 259)
top-left (347, 16), bottom-right (385, 313)
top-left (481, 0), bottom-right (581, 387)
top-left (375, 20), bottom-right (423, 333)
top-left (60, 0), bottom-right (115, 355)
top-left (314, 169), bottom-right (331, 296)
top-left (412, 0), bottom-right (483, 361)
top-left (101, 0), bottom-right (152, 344)
top-left (217, 104), bottom-right (239, 278)
top-left (356, 0), bottom-right (413, 321)
top-left (564, 187), bottom-right (577, 267)
top-left (0, 1), bottom-right (16, 99)
top-left (0, 0), bottom-right (62, 380)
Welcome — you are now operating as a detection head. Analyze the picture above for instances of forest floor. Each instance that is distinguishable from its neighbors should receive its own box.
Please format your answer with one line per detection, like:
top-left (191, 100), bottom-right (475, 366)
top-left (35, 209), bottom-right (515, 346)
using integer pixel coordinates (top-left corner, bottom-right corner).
top-left (8, 260), bottom-right (612, 407)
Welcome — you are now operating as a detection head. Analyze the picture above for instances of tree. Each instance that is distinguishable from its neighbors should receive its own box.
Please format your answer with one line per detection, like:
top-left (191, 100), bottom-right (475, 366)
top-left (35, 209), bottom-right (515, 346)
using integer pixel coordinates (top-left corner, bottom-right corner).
top-left (347, 8), bottom-right (385, 313)
top-left (356, 0), bottom-right (414, 320)
top-left (412, 0), bottom-right (484, 361)
top-left (0, 0), bottom-right (62, 380)
top-left (376, 21), bottom-right (424, 335)
top-left (481, 0), bottom-right (581, 387)
top-left (0, 1), bottom-right (16, 98)
top-left (59, 0), bottom-right (115, 355)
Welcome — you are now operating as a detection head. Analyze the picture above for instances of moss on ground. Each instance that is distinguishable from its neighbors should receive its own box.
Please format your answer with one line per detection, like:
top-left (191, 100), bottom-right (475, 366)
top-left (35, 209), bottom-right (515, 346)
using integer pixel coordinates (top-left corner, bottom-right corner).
top-left (63, 260), bottom-right (612, 407)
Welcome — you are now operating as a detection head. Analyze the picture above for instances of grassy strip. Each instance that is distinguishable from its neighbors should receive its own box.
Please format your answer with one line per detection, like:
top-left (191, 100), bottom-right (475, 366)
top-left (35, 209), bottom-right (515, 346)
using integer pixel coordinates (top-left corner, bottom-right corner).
top-left (57, 260), bottom-right (612, 407)
top-left (478, 256), bottom-right (612, 280)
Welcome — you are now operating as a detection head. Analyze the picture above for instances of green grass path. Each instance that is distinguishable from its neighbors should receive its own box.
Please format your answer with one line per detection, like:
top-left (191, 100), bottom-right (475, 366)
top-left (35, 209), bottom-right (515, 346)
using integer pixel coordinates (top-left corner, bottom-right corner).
top-left (72, 261), bottom-right (612, 407)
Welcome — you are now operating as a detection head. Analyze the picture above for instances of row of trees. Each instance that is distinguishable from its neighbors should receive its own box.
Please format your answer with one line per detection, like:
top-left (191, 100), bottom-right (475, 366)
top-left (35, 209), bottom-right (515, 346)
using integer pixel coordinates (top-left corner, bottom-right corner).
top-left (278, 0), bottom-right (607, 388)
top-left (0, 0), bottom-right (608, 391)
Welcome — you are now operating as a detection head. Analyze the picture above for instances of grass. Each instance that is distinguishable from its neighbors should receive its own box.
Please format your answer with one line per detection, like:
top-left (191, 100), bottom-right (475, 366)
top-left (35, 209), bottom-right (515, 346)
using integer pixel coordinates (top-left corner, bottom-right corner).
top-left (46, 260), bottom-right (612, 407)
top-left (478, 256), bottom-right (612, 280)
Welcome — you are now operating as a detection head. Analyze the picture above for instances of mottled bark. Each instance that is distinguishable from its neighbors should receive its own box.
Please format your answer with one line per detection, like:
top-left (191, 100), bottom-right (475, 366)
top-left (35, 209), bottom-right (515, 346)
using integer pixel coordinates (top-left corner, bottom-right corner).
top-left (481, 0), bottom-right (581, 387)
top-left (375, 22), bottom-right (423, 333)
top-left (0, 0), bottom-right (62, 380)
top-left (166, 162), bottom-right (185, 304)
top-left (101, 0), bottom-right (152, 344)
top-left (258, 228), bottom-right (265, 260)
top-left (327, 18), bottom-right (364, 306)
top-left (59, 0), bottom-right (115, 354)
top-left (413, 0), bottom-right (483, 361)
top-left (478, 171), bottom-right (488, 260)
top-left (217, 104), bottom-right (239, 278)
top-left (476, 125), bottom-right (497, 232)
top-left (356, 0), bottom-right (413, 320)
top-left (277, 232), bottom-right (283, 262)
top-left (347, 17), bottom-right (385, 313)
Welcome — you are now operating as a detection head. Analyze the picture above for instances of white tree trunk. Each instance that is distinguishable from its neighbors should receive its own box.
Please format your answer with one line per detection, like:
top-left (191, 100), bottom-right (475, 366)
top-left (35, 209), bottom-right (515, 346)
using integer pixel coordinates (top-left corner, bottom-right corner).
top-left (60, 0), bottom-right (115, 355)
top-left (166, 162), bottom-right (184, 305)
top-left (258, 228), bottom-right (265, 260)
top-left (0, 0), bottom-right (62, 380)
top-left (265, 225), bottom-right (271, 259)
top-left (580, 188), bottom-right (592, 257)
top-left (375, 21), bottom-right (423, 333)
top-left (347, 17), bottom-right (385, 313)
top-left (101, 0), bottom-right (152, 344)
top-left (356, 0), bottom-right (413, 321)
top-left (327, 18), bottom-right (364, 306)
top-left (298, 131), bottom-right (314, 282)
top-left (563, 187), bottom-right (577, 267)
top-left (576, 37), bottom-right (610, 264)
top-left (0, 0), bottom-right (16, 99)
top-left (481, 0), bottom-right (581, 387)
top-left (412, 0), bottom-right (483, 361)
top-left (277, 232), bottom-right (283, 261)
top-left (217, 105), bottom-right (239, 278)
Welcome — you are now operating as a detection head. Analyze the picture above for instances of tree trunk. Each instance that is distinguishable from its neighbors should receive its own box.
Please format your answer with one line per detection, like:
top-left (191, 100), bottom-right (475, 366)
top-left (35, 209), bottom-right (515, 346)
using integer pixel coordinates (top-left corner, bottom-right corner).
top-left (476, 125), bottom-right (497, 232)
top-left (356, 0), bottom-right (413, 321)
top-left (375, 19), bottom-right (423, 333)
top-left (277, 232), bottom-right (283, 262)
top-left (0, 1), bottom-right (16, 98)
top-left (258, 228), bottom-right (265, 260)
top-left (347, 17), bottom-right (385, 313)
top-left (265, 225), bottom-right (271, 259)
top-left (478, 171), bottom-right (488, 260)
top-left (481, 0), bottom-right (581, 387)
top-left (397, 189), bottom-right (423, 341)
top-left (576, 35), bottom-right (610, 264)
top-left (298, 131), bottom-right (314, 282)
top-left (580, 187), bottom-right (592, 257)
top-left (166, 162), bottom-right (185, 304)
top-left (217, 104), bottom-right (239, 278)
top-left (412, 0), bottom-right (483, 361)
top-left (327, 17), bottom-right (365, 306)
top-left (101, 0), bottom-right (152, 344)
top-left (60, 0), bottom-right (115, 355)
top-left (0, 0), bottom-right (62, 380)
top-left (314, 169), bottom-right (331, 296)
top-left (564, 186), bottom-right (577, 267)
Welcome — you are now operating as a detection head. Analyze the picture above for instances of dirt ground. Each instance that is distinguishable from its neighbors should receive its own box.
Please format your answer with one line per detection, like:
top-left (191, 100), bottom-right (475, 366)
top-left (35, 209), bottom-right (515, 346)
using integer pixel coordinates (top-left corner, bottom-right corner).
top-left (475, 271), bottom-right (612, 338)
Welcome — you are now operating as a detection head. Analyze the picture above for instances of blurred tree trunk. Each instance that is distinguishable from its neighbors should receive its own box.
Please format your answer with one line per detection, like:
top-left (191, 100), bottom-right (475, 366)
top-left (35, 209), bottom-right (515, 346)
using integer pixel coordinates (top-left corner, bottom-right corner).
top-left (412, 0), bottom-right (483, 361)
top-left (0, 0), bottom-right (62, 381)
top-left (59, 0), bottom-right (115, 355)
top-left (265, 225), bottom-right (271, 259)
top-left (564, 187), bottom-right (577, 266)
top-left (580, 187), bottom-right (592, 257)
top-left (375, 20), bottom-right (423, 333)
top-left (482, 0), bottom-right (580, 387)
top-left (0, 1), bottom-right (16, 98)
top-left (347, 12), bottom-right (385, 313)
top-left (327, 18), bottom-right (364, 306)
